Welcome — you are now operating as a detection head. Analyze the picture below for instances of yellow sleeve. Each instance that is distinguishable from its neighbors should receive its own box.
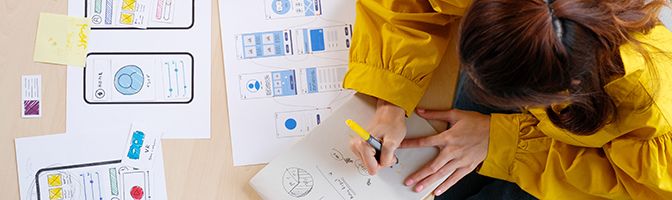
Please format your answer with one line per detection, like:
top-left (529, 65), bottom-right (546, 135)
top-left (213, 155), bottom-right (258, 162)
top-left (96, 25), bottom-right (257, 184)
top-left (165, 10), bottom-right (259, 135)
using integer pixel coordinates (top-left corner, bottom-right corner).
top-left (479, 113), bottom-right (672, 199)
top-left (343, 0), bottom-right (468, 115)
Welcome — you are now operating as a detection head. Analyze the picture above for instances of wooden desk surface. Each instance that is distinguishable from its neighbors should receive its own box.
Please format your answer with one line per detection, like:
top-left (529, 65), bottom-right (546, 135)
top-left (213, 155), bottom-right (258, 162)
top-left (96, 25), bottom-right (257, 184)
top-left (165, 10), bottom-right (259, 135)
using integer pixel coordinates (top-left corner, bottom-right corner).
top-left (0, 0), bottom-right (460, 199)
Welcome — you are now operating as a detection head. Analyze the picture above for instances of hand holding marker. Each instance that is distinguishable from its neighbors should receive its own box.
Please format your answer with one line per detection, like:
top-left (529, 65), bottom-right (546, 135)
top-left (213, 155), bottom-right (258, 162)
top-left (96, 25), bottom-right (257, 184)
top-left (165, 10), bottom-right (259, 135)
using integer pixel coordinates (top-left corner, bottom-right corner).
top-left (346, 119), bottom-right (399, 166)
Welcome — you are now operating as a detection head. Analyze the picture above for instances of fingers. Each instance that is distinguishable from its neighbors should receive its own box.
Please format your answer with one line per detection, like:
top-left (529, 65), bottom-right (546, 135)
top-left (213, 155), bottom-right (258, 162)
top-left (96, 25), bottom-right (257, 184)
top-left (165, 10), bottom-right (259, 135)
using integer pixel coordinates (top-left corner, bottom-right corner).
top-left (361, 146), bottom-right (379, 175)
top-left (416, 109), bottom-right (463, 124)
top-left (434, 167), bottom-right (472, 196)
top-left (399, 133), bottom-right (444, 149)
top-left (404, 150), bottom-right (455, 188)
top-left (350, 137), bottom-right (379, 175)
top-left (411, 160), bottom-right (458, 192)
top-left (379, 138), bottom-right (399, 167)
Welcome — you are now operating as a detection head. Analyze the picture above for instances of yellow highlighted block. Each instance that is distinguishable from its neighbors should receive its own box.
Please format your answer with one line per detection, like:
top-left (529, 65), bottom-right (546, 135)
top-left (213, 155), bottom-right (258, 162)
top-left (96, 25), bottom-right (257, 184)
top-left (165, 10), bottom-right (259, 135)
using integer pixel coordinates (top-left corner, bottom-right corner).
top-left (47, 174), bottom-right (62, 187)
top-left (122, 0), bottom-right (136, 11)
top-left (120, 13), bottom-right (134, 25)
top-left (49, 188), bottom-right (63, 200)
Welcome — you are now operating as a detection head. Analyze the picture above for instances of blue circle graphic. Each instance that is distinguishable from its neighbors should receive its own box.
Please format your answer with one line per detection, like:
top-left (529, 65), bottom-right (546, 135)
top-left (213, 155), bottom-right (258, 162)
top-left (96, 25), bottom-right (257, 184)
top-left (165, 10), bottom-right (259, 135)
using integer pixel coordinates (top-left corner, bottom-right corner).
top-left (114, 65), bottom-right (144, 95)
top-left (272, 0), bottom-right (291, 15)
top-left (284, 118), bottom-right (297, 130)
top-left (246, 80), bottom-right (261, 92)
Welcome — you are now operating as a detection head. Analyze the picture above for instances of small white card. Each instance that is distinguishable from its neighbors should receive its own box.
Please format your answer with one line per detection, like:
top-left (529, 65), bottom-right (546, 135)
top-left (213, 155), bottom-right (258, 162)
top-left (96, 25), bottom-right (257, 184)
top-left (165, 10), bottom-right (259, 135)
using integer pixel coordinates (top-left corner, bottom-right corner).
top-left (122, 124), bottom-right (163, 170)
top-left (21, 75), bottom-right (41, 118)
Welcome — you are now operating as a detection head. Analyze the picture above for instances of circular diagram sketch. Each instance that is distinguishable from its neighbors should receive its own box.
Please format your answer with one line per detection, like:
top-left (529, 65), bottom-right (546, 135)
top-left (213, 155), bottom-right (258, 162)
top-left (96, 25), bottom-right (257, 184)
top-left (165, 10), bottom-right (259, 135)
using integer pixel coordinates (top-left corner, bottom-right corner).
top-left (92, 15), bottom-right (102, 24)
top-left (282, 167), bottom-right (314, 198)
top-left (272, 0), bottom-right (291, 15)
top-left (246, 79), bottom-right (261, 93)
top-left (130, 185), bottom-right (144, 200)
top-left (114, 65), bottom-right (144, 95)
top-left (355, 160), bottom-right (369, 176)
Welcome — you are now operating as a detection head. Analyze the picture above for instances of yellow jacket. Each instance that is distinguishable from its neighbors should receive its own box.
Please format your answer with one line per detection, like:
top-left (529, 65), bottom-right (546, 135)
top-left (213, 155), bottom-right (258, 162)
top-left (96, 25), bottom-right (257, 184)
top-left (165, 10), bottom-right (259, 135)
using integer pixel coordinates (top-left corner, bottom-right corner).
top-left (343, 0), bottom-right (470, 115)
top-left (343, 0), bottom-right (672, 199)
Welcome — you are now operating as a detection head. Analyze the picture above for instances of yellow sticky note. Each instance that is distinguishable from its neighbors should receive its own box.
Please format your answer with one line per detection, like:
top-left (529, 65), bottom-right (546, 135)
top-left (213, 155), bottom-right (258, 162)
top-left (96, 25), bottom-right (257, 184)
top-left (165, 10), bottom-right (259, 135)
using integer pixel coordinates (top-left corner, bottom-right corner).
top-left (34, 13), bottom-right (91, 67)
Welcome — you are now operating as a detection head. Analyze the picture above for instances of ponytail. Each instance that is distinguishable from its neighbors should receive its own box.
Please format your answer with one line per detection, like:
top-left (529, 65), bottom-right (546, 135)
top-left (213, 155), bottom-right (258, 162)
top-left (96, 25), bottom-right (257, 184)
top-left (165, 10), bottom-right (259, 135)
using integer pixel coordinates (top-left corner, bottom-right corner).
top-left (459, 0), bottom-right (667, 135)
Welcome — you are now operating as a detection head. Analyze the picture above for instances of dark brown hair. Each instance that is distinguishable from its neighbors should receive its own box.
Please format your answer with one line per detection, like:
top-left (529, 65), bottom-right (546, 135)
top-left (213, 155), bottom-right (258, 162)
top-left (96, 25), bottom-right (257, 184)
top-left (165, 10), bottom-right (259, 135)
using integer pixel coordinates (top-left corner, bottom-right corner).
top-left (459, 0), bottom-right (667, 134)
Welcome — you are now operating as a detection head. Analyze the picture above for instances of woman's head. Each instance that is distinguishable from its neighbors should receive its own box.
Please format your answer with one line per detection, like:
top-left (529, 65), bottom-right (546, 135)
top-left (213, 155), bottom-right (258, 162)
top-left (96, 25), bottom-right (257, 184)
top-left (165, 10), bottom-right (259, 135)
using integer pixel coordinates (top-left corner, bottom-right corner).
top-left (459, 0), bottom-right (666, 134)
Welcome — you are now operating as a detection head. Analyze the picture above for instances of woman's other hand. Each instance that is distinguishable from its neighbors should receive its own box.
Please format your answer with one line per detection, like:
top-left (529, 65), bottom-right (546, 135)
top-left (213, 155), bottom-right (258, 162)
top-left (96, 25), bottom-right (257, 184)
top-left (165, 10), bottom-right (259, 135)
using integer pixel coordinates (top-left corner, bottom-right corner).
top-left (401, 109), bottom-right (490, 196)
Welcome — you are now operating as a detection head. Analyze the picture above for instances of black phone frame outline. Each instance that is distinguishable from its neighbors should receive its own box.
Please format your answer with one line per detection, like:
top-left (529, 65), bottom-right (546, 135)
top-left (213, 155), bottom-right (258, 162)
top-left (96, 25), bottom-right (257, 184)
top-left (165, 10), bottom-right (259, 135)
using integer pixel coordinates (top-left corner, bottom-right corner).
top-left (83, 52), bottom-right (195, 105)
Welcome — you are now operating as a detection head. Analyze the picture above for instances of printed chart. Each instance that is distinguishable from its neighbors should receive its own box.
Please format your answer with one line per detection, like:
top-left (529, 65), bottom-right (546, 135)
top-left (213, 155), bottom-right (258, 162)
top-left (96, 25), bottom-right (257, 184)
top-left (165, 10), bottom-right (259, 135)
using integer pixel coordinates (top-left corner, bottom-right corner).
top-left (264, 0), bottom-right (322, 20)
top-left (85, 0), bottom-right (194, 29)
top-left (16, 131), bottom-right (168, 200)
top-left (67, 0), bottom-right (211, 139)
top-left (84, 53), bottom-right (193, 104)
top-left (35, 161), bottom-right (153, 200)
top-left (235, 24), bottom-right (352, 59)
top-left (220, 0), bottom-right (356, 165)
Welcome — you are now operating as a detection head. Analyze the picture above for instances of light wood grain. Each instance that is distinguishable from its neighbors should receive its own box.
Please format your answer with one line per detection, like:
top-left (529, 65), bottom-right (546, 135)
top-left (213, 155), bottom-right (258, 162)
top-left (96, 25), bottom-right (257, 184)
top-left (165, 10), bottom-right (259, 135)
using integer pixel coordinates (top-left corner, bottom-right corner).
top-left (0, 0), bottom-right (459, 199)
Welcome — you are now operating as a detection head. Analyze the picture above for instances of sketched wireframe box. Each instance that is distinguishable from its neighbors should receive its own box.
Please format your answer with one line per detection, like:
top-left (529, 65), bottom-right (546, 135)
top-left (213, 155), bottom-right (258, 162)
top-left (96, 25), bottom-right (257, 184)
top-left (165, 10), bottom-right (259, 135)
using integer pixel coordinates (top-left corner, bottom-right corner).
top-left (83, 52), bottom-right (194, 104)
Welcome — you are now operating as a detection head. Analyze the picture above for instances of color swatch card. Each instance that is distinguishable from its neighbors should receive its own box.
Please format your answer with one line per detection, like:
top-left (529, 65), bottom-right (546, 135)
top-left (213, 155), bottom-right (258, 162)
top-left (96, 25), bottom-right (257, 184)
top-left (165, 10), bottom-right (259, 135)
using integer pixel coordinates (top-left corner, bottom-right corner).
top-left (33, 13), bottom-right (91, 67)
top-left (21, 75), bottom-right (42, 118)
top-left (122, 124), bottom-right (163, 170)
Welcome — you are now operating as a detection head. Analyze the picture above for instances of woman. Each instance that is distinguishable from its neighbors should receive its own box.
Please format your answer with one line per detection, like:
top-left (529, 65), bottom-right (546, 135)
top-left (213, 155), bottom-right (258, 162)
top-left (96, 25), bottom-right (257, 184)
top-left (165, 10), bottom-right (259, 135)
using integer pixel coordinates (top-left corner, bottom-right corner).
top-left (345, 0), bottom-right (672, 199)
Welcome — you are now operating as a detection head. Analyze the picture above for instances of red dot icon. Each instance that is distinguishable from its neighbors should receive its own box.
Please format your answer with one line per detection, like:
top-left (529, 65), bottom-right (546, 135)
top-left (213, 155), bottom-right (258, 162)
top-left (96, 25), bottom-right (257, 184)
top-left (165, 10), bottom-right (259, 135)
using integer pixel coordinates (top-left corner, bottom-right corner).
top-left (130, 186), bottom-right (144, 200)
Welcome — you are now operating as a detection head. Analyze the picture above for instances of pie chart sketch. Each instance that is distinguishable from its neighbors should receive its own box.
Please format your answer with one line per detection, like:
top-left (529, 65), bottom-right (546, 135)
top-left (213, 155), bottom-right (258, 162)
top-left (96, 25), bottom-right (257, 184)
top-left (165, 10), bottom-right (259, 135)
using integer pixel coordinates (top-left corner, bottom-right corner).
top-left (282, 167), bottom-right (314, 198)
top-left (115, 65), bottom-right (144, 95)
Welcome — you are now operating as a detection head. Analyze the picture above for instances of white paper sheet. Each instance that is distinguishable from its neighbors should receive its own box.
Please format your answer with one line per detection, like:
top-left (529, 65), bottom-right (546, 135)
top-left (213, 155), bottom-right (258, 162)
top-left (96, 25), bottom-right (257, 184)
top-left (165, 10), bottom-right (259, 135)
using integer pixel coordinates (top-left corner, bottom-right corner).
top-left (219, 0), bottom-right (357, 166)
top-left (662, 6), bottom-right (672, 30)
top-left (66, 0), bottom-right (211, 138)
top-left (250, 94), bottom-right (446, 200)
top-left (15, 128), bottom-right (167, 200)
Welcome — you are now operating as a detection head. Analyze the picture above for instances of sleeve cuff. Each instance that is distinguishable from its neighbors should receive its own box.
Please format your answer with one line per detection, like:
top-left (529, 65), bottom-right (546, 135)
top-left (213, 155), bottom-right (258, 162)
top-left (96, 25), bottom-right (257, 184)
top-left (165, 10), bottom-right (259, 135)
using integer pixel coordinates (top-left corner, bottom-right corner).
top-left (343, 62), bottom-right (426, 116)
top-left (477, 113), bottom-right (521, 182)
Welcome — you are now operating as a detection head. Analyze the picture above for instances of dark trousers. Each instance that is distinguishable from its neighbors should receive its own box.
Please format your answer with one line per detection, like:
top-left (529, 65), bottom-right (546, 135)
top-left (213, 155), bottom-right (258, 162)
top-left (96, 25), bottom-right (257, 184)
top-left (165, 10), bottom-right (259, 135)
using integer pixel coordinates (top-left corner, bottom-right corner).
top-left (435, 74), bottom-right (537, 200)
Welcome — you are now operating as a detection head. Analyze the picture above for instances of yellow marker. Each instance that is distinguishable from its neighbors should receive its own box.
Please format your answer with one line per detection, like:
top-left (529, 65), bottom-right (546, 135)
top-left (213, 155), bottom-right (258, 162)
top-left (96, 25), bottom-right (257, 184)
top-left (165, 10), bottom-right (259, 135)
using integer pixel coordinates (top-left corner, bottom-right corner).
top-left (346, 119), bottom-right (372, 141)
